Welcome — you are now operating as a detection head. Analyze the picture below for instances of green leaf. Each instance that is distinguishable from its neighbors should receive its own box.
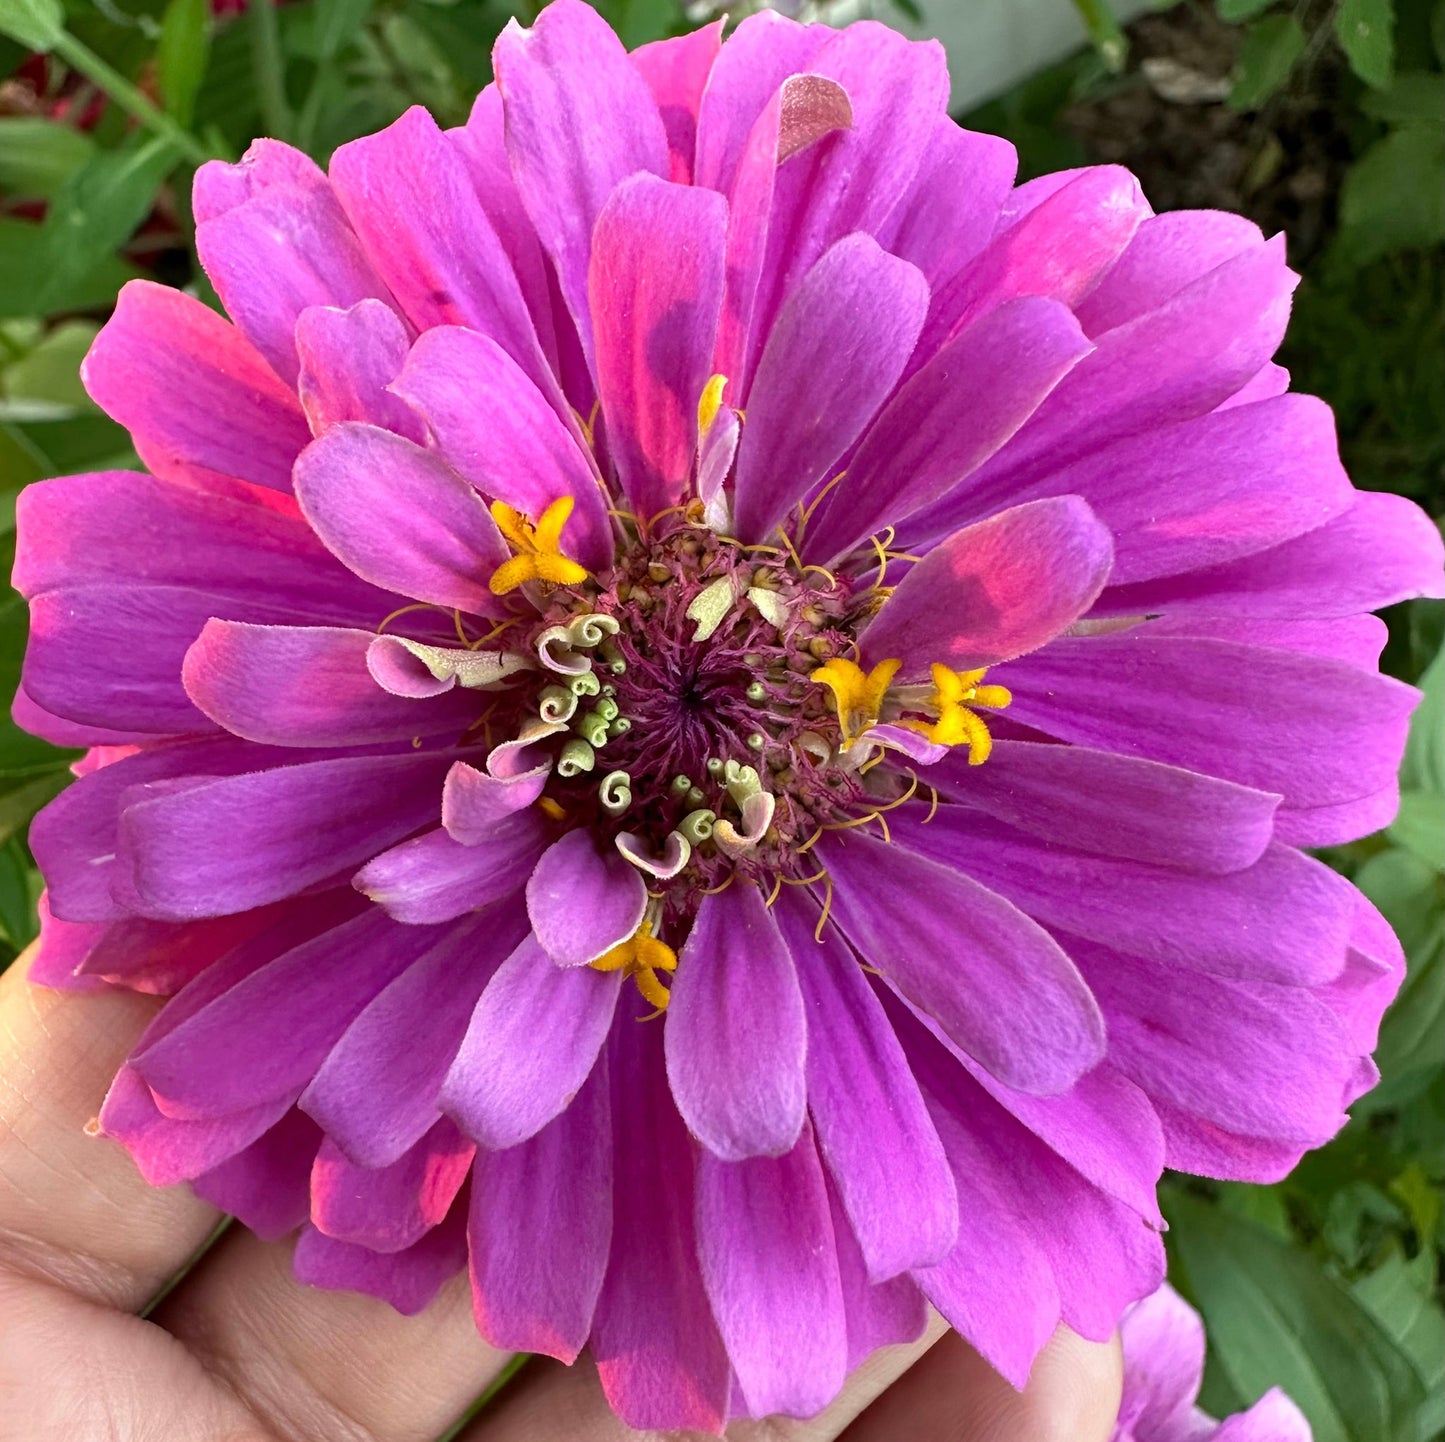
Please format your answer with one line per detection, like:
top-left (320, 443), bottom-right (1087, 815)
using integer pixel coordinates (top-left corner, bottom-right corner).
top-left (1071, 0), bottom-right (1129, 72)
top-left (1401, 643), bottom-right (1445, 794)
top-left (1228, 13), bottom-right (1306, 110)
top-left (314, 0), bottom-right (373, 60)
top-left (0, 0), bottom-right (63, 51)
top-left (1217, 0), bottom-right (1277, 19)
top-left (0, 216), bottom-right (142, 320)
top-left (1336, 0), bottom-right (1397, 89)
top-left (1389, 790), bottom-right (1445, 869)
top-left (0, 118), bottom-right (95, 199)
top-left (0, 837), bottom-right (37, 949)
top-left (1359, 70), bottom-right (1444, 125)
top-left (1167, 1191), bottom-right (1427, 1442)
top-left (1, 320), bottom-right (99, 411)
top-left (158, 0), bottom-right (211, 128)
top-left (1338, 125), bottom-right (1445, 263)
top-left (1353, 1248), bottom-right (1445, 1436)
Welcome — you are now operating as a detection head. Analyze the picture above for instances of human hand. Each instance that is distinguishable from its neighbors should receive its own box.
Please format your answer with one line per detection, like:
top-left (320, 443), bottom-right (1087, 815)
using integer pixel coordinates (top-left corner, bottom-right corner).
top-left (0, 949), bottom-right (1121, 1442)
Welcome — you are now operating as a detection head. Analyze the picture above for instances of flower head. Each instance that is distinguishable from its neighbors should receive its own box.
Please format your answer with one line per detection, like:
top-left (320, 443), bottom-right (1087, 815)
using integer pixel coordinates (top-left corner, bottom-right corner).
top-left (1115, 1284), bottom-right (1312, 1442)
top-left (14, 0), bottom-right (1444, 1431)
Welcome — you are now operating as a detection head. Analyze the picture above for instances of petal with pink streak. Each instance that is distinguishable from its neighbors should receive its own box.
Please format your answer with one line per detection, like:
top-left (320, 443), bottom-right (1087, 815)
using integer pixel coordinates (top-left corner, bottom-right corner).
top-left (293, 1203), bottom-right (468, 1316)
top-left (803, 297), bottom-right (1093, 563)
top-left (589, 174), bottom-right (728, 519)
top-left (81, 281), bottom-right (311, 493)
top-left (1154, 1100), bottom-right (1311, 1184)
top-left (25, 895), bottom-right (109, 993)
top-left (1097, 489), bottom-right (1445, 621)
top-left (328, 107), bottom-right (551, 395)
top-left (930, 739), bottom-right (1280, 874)
top-left (131, 908), bottom-right (441, 1117)
top-left (442, 932), bottom-right (621, 1150)
top-left (390, 325), bottom-right (610, 569)
top-left (11, 685), bottom-right (149, 749)
top-left (526, 828), bottom-right (647, 967)
top-left (301, 910), bottom-right (527, 1167)
top-left (183, 622), bottom-right (479, 747)
top-left (926, 165), bottom-right (1150, 345)
top-left (665, 883), bottom-right (807, 1161)
top-left (593, 1022), bottom-right (730, 1434)
top-left (861, 496), bottom-right (1114, 680)
top-left (293, 422), bottom-right (508, 615)
top-left (195, 180), bottom-right (395, 388)
top-left (311, 1120), bottom-right (474, 1253)
top-left (294, 299), bottom-right (422, 441)
top-left (191, 1108), bottom-right (322, 1240)
top-left (355, 813), bottom-right (546, 927)
top-left (120, 750), bottom-right (457, 921)
top-left (906, 808), bottom-right (1355, 987)
top-left (468, 1060), bottom-right (611, 1362)
top-left (1003, 631), bottom-right (1420, 811)
top-left (77, 907), bottom-right (293, 995)
top-left (732, 234), bottom-right (929, 543)
top-left (631, 20), bottom-right (724, 183)
top-left (822, 826), bottom-right (1105, 1095)
top-left (774, 892), bottom-right (956, 1280)
top-left (697, 1125), bottom-right (847, 1418)
top-left (492, 0), bottom-right (668, 365)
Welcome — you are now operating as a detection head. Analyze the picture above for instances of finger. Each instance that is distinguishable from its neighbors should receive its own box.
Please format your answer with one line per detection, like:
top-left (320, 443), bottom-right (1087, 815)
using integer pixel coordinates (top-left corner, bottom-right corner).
top-left (460, 1313), bottom-right (953, 1442)
top-left (154, 1227), bottom-right (514, 1442)
top-left (840, 1325), bottom-right (1123, 1442)
top-left (0, 944), bottom-right (222, 1309)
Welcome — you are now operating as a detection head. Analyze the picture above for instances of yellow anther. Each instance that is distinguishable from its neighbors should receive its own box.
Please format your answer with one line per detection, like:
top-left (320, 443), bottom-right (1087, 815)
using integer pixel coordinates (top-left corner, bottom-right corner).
top-left (698, 373), bottom-right (729, 435)
top-left (906, 662), bottom-right (1012, 765)
top-left (488, 496), bottom-right (590, 595)
top-left (536, 797), bottom-right (567, 822)
top-left (811, 656), bottom-right (900, 747)
top-left (592, 920), bottom-right (678, 1010)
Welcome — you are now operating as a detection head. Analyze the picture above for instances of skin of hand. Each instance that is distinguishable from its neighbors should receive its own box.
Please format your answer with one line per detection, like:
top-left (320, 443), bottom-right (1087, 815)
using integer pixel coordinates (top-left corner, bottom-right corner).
top-left (0, 942), bottom-right (1123, 1442)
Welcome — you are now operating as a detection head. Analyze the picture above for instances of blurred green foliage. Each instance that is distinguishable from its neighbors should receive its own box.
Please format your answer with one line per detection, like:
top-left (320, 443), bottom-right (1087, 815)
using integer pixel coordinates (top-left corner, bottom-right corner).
top-left (0, 0), bottom-right (1441, 1436)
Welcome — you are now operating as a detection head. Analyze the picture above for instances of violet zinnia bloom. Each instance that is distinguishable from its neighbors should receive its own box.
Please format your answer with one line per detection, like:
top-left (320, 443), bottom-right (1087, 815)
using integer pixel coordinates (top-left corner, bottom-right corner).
top-left (14, 0), bottom-right (1444, 1429)
top-left (1114, 1284), bottom-right (1312, 1442)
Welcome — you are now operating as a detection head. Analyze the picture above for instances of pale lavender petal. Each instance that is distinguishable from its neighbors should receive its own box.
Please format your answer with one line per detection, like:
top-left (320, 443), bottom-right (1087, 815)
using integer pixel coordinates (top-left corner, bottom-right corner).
top-left (1213, 1389), bottom-right (1314, 1442)
top-left (665, 883), bottom-right (807, 1160)
top-left (294, 299), bottom-right (423, 440)
top-left (526, 828), bottom-right (647, 967)
top-left (443, 932), bottom-right (621, 1149)
top-left (1118, 1283), bottom-right (1208, 1436)
top-left (193, 137), bottom-right (326, 222)
top-left (441, 758), bottom-right (548, 842)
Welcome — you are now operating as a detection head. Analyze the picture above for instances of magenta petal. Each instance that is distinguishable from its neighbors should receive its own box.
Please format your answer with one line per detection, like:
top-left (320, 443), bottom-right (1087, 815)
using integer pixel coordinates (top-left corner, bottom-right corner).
top-left (293, 422), bottom-right (507, 614)
top-left (1215, 1390), bottom-right (1314, 1442)
top-left (696, 1125), bottom-right (848, 1418)
top-left (120, 752), bottom-right (456, 921)
top-left (665, 883), bottom-right (807, 1161)
top-left (862, 496), bottom-right (1114, 679)
top-left (81, 281), bottom-right (310, 493)
top-left (493, 0), bottom-right (668, 362)
top-left (294, 299), bottom-right (423, 440)
top-left (390, 325), bottom-right (610, 569)
top-left (933, 739), bottom-right (1281, 874)
top-left (823, 826), bottom-right (1105, 1095)
top-left (803, 297), bottom-right (1093, 563)
top-left (311, 1121), bottom-right (473, 1253)
top-left (1117, 1283), bottom-right (1207, 1436)
top-left (355, 814), bottom-right (545, 926)
top-left (183, 621), bottom-right (479, 746)
top-left (732, 234), bottom-right (929, 544)
top-left (191, 1108), bottom-right (322, 1240)
top-left (526, 828), bottom-right (647, 967)
top-left (775, 892), bottom-right (956, 1280)
top-left (593, 1022), bottom-right (729, 1434)
top-left (468, 1061), bottom-right (612, 1362)
top-left (293, 1204), bottom-right (468, 1316)
top-left (300, 911), bottom-right (526, 1167)
top-left (193, 137), bottom-right (326, 222)
top-left (328, 106), bottom-right (550, 390)
top-left (442, 932), bottom-right (621, 1149)
top-left (589, 174), bottom-right (727, 519)
top-left (631, 20), bottom-right (723, 183)
top-left (24, 897), bottom-right (109, 993)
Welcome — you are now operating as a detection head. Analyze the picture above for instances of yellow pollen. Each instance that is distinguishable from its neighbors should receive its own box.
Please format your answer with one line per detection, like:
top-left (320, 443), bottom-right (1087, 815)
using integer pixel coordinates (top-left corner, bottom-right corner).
top-left (592, 920), bottom-right (679, 1011)
top-left (811, 656), bottom-right (901, 748)
top-left (698, 373), bottom-right (729, 435)
top-left (536, 797), bottom-right (567, 822)
top-left (488, 496), bottom-right (591, 595)
top-left (905, 662), bottom-right (1012, 765)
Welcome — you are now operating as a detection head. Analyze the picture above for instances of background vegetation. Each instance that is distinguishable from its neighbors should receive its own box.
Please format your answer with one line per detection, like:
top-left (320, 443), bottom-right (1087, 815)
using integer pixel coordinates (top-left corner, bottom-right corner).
top-left (0, 0), bottom-right (1440, 1436)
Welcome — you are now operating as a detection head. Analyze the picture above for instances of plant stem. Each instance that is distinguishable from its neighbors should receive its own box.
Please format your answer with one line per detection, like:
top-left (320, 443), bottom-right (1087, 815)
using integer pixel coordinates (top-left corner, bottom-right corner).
top-left (49, 30), bottom-right (213, 165)
top-left (248, 0), bottom-right (293, 141)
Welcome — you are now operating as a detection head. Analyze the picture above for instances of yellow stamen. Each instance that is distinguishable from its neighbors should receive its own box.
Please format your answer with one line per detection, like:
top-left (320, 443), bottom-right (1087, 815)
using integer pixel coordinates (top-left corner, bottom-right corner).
top-left (904, 662), bottom-right (1012, 765)
top-left (698, 373), bottom-right (728, 434)
top-left (592, 920), bottom-right (679, 1011)
top-left (811, 656), bottom-right (900, 747)
top-left (488, 496), bottom-right (590, 595)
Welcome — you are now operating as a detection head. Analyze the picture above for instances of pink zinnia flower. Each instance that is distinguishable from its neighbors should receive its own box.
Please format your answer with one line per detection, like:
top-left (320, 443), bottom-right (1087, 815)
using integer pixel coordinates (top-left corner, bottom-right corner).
top-left (13, 0), bottom-right (1444, 1429)
top-left (1114, 1285), bottom-right (1311, 1442)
